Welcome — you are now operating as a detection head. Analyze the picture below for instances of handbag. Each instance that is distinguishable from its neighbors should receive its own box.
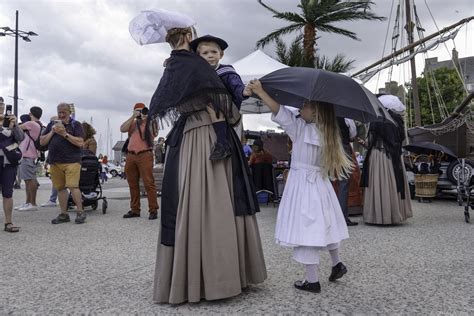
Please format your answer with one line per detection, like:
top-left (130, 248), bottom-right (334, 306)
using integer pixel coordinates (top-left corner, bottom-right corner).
top-left (3, 142), bottom-right (23, 166)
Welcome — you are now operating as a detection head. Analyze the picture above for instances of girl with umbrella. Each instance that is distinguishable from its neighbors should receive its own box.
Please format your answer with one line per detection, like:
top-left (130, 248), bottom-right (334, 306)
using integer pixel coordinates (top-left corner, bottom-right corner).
top-left (130, 10), bottom-right (267, 304)
top-left (247, 79), bottom-right (352, 293)
top-left (360, 94), bottom-right (413, 224)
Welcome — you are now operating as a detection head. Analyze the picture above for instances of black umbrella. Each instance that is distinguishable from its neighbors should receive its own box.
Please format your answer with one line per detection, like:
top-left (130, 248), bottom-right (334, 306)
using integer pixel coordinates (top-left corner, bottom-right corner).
top-left (404, 141), bottom-right (457, 159)
top-left (258, 67), bottom-right (385, 123)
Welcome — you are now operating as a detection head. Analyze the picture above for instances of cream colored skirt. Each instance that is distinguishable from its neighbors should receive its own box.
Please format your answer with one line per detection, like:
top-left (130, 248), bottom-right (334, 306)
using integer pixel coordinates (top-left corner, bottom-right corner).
top-left (363, 149), bottom-right (413, 225)
top-left (153, 124), bottom-right (267, 304)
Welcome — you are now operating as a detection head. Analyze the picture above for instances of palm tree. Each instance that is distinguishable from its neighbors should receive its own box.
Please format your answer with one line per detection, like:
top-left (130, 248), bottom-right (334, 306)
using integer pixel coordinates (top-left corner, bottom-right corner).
top-left (257, 0), bottom-right (385, 66)
top-left (275, 37), bottom-right (355, 73)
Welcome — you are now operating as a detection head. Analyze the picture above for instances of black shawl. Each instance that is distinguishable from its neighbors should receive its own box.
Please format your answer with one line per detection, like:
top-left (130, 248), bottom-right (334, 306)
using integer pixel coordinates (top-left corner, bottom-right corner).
top-left (149, 49), bottom-right (233, 122)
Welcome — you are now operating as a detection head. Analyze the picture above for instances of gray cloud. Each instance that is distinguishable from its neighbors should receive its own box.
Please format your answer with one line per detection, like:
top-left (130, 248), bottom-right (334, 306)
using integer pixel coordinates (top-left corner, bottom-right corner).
top-left (1, 0), bottom-right (472, 155)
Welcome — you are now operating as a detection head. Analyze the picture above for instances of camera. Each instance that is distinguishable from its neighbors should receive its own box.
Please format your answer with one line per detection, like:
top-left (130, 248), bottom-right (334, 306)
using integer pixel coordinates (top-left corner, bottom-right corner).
top-left (136, 107), bottom-right (149, 119)
top-left (3, 104), bottom-right (12, 128)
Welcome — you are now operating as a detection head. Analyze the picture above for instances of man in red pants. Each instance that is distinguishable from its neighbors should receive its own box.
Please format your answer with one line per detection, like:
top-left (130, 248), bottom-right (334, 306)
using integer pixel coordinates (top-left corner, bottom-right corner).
top-left (120, 103), bottom-right (159, 220)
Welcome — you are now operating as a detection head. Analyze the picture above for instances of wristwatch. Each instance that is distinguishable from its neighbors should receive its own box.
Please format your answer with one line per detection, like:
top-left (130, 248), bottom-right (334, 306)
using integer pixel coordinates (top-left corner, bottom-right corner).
top-left (65, 134), bottom-right (69, 139)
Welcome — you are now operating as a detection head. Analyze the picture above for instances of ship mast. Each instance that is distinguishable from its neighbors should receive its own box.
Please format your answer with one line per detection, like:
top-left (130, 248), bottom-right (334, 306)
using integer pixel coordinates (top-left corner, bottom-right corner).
top-left (404, 0), bottom-right (421, 126)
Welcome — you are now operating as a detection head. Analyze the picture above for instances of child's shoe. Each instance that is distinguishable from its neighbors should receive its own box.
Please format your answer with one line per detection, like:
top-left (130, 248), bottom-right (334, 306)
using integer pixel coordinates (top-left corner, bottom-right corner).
top-left (294, 280), bottom-right (321, 293)
top-left (329, 262), bottom-right (347, 281)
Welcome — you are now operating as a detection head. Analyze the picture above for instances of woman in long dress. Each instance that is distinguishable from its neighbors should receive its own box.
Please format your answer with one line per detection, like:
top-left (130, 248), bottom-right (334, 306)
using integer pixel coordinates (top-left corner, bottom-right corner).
top-left (150, 26), bottom-right (266, 304)
top-left (360, 96), bottom-right (412, 225)
top-left (248, 80), bottom-right (352, 293)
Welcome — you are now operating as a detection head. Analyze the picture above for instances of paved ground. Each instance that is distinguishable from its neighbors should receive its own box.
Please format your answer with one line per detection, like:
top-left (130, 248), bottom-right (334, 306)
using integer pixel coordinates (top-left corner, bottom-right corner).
top-left (1, 177), bottom-right (473, 314)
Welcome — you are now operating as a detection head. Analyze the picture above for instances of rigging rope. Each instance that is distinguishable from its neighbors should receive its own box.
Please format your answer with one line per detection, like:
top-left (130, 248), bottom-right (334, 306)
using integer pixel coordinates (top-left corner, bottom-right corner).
top-left (356, 27), bottom-right (463, 83)
top-left (378, 0), bottom-right (396, 89)
top-left (423, 0), bottom-right (468, 91)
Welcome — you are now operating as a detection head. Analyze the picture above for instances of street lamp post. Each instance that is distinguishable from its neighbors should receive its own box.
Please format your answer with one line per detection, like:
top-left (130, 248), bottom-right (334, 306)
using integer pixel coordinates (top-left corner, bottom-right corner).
top-left (0, 10), bottom-right (38, 117)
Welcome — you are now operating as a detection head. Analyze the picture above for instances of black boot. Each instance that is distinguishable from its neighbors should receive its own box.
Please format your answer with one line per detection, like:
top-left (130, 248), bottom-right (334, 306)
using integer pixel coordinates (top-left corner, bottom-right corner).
top-left (346, 218), bottom-right (359, 226)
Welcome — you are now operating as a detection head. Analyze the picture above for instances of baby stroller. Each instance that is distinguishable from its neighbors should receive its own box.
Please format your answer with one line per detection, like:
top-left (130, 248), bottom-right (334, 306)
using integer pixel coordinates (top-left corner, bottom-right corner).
top-left (456, 159), bottom-right (474, 223)
top-left (68, 154), bottom-right (108, 214)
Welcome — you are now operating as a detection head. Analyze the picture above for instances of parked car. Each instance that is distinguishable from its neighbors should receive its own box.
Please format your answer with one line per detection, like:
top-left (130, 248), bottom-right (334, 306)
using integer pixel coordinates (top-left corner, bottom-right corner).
top-left (106, 163), bottom-right (122, 177)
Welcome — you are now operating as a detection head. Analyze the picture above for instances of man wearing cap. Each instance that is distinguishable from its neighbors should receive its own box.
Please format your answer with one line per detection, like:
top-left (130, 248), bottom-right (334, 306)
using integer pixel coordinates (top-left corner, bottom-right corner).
top-left (16, 106), bottom-right (43, 211)
top-left (120, 103), bottom-right (159, 220)
top-left (40, 103), bottom-right (86, 224)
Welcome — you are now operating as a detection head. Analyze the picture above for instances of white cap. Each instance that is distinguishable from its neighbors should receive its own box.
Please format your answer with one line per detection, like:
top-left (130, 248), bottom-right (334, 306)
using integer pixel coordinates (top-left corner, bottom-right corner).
top-left (378, 94), bottom-right (406, 112)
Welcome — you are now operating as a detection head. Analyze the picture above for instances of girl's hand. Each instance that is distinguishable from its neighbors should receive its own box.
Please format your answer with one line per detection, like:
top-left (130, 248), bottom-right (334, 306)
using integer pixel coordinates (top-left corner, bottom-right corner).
top-left (247, 79), bottom-right (264, 95)
top-left (243, 86), bottom-right (252, 97)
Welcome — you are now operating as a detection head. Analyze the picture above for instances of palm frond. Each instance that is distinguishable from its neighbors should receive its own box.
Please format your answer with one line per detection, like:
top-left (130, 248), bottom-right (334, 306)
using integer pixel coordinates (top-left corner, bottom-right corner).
top-left (316, 24), bottom-right (359, 40)
top-left (257, 0), bottom-right (280, 15)
top-left (287, 35), bottom-right (304, 66)
top-left (318, 53), bottom-right (355, 73)
top-left (275, 38), bottom-right (289, 64)
top-left (273, 11), bottom-right (307, 24)
top-left (256, 23), bottom-right (304, 48)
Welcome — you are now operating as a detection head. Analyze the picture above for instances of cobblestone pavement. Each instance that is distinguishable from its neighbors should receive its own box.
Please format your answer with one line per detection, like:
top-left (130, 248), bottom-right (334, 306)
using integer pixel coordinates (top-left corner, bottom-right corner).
top-left (1, 177), bottom-right (473, 314)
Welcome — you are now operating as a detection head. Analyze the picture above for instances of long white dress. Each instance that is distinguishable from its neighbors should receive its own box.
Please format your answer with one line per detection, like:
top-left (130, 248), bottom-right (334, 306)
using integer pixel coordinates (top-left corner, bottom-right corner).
top-left (272, 106), bottom-right (349, 248)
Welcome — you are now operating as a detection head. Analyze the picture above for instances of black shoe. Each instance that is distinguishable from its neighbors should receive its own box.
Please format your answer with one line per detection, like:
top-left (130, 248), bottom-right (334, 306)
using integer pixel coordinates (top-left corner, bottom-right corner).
top-left (148, 212), bottom-right (158, 220)
top-left (209, 142), bottom-right (231, 160)
top-left (123, 211), bottom-right (140, 218)
top-left (346, 219), bottom-right (359, 226)
top-left (75, 212), bottom-right (87, 224)
top-left (294, 280), bottom-right (321, 293)
top-left (329, 262), bottom-right (347, 282)
top-left (51, 214), bottom-right (70, 224)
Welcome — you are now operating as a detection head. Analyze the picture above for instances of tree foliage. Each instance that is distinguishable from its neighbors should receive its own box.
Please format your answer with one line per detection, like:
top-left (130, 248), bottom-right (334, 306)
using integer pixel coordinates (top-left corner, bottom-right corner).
top-left (275, 36), bottom-right (355, 73)
top-left (406, 67), bottom-right (466, 126)
top-left (257, 0), bottom-right (385, 66)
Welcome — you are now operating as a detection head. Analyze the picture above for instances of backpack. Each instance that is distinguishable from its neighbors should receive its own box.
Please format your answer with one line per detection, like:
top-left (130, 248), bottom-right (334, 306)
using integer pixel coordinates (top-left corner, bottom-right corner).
top-left (24, 121), bottom-right (47, 162)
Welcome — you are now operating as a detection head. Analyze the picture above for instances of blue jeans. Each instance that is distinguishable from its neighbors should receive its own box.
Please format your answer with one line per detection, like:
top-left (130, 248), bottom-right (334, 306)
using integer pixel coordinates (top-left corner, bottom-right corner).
top-left (49, 187), bottom-right (58, 202)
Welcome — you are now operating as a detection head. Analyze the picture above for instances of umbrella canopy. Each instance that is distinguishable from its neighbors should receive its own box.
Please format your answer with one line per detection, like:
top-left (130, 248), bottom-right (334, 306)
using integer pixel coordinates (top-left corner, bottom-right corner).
top-left (258, 67), bottom-right (380, 123)
top-left (129, 9), bottom-right (196, 45)
top-left (404, 141), bottom-right (457, 159)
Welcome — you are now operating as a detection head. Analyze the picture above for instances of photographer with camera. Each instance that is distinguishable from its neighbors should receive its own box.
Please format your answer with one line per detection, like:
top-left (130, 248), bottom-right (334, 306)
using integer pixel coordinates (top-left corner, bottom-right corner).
top-left (0, 99), bottom-right (25, 232)
top-left (120, 102), bottom-right (158, 220)
top-left (40, 103), bottom-right (86, 224)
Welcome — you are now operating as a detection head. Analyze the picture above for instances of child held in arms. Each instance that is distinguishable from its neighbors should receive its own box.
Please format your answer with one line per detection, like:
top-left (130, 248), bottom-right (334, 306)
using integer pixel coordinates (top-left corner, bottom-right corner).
top-left (190, 35), bottom-right (251, 160)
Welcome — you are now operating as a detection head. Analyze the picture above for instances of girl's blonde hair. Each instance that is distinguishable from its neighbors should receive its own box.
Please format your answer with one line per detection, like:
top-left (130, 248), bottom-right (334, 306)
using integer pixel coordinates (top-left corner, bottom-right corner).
top-left (309, 101), bottom-right (353, 180)
top-left (165, 27), bottom-right (196, 49)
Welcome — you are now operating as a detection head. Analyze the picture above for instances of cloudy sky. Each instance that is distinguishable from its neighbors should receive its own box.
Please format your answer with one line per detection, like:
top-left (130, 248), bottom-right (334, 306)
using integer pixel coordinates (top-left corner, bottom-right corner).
top-left (0, 0), bottom-right (472, 156)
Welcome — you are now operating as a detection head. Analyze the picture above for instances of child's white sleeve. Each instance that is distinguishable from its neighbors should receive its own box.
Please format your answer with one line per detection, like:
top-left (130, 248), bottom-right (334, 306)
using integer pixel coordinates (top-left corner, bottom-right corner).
top-left (271, 106), bottom-right (301, 141)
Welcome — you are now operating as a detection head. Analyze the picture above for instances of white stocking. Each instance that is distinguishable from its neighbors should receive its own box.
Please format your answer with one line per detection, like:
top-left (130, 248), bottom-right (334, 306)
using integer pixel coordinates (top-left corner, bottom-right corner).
top-left (305, 264), bottom-right (319, 283)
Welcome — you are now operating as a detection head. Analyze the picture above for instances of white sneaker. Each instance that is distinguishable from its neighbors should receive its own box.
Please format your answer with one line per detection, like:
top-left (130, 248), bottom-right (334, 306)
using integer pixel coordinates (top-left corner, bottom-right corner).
top-left (14, 203), bottom-right (28, 210)
top-left (18, 203), bottom-right (38, 211)
top-left (41, 201), bottom-right (57, 207)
